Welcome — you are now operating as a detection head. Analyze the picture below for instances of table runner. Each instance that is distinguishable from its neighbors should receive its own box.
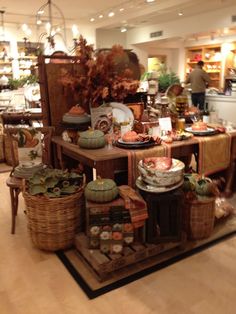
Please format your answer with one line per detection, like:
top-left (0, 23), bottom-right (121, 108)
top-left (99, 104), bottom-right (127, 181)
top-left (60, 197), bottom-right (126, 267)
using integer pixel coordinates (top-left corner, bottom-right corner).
top-left (127, 145), bottom-right (168, 187)
top-left (197, 133), bottom-right (231, 176)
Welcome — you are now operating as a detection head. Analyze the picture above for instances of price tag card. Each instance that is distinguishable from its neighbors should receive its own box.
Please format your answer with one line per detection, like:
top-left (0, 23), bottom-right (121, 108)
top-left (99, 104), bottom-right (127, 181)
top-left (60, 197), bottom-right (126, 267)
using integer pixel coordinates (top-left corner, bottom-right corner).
top-left (158, 117), bottom-right (172, 132)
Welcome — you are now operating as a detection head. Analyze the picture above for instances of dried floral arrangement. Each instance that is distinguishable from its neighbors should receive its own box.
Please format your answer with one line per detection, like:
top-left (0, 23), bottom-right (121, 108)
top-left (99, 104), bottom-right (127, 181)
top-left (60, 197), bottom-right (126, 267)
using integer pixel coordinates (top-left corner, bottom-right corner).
top-left (60, 36), bottom-right (140, 113)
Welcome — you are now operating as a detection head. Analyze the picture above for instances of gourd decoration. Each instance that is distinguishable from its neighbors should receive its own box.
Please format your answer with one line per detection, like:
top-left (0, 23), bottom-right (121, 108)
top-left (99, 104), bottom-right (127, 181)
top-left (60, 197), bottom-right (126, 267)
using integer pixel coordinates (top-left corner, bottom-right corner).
top-left (183, 174), bottom-right (197, 192)
top-left (195, 177), bottom-right (214, 196)
top-left (85, 176), bottom-right (119, 203)
top-left (78, 128), bottom-right (106, 149)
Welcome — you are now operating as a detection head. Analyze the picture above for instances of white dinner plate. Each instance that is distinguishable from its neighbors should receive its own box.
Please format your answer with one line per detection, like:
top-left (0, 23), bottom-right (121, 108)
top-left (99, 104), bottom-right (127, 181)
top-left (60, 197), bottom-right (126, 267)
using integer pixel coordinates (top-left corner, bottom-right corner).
top-left (118, 138), bottom-right (149, 145)
top-left (185, 126), bottom-right (216, 135)
top-left (109, 102), bottom-right (134, 126)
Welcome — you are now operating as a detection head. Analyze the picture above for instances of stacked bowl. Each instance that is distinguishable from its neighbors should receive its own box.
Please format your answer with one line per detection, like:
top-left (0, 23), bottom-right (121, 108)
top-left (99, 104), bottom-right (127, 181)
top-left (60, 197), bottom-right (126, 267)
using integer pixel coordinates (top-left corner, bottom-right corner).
top-left (136, 157), bottom-right (185, 193)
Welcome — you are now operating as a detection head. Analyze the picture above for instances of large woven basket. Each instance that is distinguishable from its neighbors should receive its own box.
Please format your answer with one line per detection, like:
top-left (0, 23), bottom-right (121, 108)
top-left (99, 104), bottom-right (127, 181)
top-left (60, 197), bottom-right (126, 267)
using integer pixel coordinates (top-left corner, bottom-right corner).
top-left (23, 186), bottom-right (85, 251)
top-left (183, 196), bottom-right (215, 240)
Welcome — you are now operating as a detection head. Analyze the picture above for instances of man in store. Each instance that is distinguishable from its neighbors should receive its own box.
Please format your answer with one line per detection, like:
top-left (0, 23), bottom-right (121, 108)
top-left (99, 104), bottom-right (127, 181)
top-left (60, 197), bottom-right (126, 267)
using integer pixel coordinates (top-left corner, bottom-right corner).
top-left (185, 60), bottom-right (210, 110)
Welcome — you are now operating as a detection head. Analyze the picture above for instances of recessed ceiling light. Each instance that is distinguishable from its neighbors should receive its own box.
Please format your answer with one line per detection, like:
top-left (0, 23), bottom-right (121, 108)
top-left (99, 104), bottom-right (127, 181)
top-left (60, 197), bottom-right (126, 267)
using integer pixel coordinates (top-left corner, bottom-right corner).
top-left (146, 0), bottom-right (155, 3)
top-left (108, 11), bottom-right (115, 17)
top-left (119, 8), bottom-right (124, 12)
top-left (178, 12), bottom-right (183, 16)
top-left (223, 27), bottom-right (229, 34)
top-left (121, 27), bottom-right (127, 33)
top-left (90, 18), bottom-right (95, 22)
top-left (99, 14), bottom-right (103, 19)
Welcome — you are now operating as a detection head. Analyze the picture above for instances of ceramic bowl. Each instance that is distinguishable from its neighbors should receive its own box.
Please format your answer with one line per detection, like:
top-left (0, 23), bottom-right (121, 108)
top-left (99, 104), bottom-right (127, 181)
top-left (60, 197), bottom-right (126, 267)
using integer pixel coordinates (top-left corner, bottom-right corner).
top-left (138, 158), bottom-right (185, 187)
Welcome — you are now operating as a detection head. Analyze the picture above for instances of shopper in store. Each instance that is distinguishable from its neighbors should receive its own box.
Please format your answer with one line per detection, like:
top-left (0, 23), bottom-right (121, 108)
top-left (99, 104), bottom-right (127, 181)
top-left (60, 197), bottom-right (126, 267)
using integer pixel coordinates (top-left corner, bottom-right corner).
top-left (185, 60), bottom-right (210, 110)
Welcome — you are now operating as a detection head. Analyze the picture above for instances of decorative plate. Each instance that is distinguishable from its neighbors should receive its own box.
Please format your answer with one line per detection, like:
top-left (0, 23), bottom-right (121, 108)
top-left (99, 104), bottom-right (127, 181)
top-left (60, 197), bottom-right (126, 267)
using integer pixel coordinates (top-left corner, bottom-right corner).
top-left (136, 176), bottom-right (184, 193)
top-left (185, 127), bottom-right (217, 136)
top-left (109, 102), bottom-right (134, 127)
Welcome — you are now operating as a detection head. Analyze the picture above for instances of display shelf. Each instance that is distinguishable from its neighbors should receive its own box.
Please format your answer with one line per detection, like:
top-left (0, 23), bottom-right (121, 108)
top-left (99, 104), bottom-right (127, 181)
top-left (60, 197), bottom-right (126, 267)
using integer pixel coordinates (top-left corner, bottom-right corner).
top-left (0, 41), bottom-right (13, 80)
top-left (185, 44), bottom-right (222, 89)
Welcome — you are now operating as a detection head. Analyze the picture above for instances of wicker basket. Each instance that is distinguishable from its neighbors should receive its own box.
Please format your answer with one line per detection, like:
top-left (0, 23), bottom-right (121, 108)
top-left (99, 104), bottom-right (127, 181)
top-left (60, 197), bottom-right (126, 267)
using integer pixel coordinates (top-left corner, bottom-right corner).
top-left (23, 186), bottom-right (85, 251)
top-left (183, 196), bottom-right (215, 240)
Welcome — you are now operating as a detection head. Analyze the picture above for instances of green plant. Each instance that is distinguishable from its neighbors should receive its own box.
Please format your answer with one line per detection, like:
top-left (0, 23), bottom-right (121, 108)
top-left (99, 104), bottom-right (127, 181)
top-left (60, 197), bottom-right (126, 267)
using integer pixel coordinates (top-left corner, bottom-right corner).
top-left (158, 69), bottom-right (180, 93)
top-left (27, 168), bottom-right (84, 198)
top-left (8, 75), bottom-right (38, 90)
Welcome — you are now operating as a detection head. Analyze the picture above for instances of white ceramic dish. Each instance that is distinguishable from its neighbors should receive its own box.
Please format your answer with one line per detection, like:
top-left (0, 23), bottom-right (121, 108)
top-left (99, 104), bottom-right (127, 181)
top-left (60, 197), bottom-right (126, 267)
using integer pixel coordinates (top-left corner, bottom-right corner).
top-left (138, 158), bottom-right (185, 187)
top-left (185, 127), bottom-right (215, 135)
top-left (109, 102), bottom-right (134, 126)
top-left (136, 177), bottom-right (184, 193)
top-left (118, 138), bottom-right (149, 145)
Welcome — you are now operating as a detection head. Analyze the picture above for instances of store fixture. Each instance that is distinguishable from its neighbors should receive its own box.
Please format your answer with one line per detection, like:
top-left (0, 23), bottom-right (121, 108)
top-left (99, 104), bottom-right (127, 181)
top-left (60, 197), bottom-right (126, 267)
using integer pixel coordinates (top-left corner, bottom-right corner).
top-left (185, 44), bottom-right (222, 89)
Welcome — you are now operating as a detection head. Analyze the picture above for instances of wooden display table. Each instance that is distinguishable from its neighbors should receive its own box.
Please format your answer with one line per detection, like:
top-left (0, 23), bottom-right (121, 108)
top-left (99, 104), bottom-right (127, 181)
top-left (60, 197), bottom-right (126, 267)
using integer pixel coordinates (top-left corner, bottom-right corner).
top-left (52, 132), bottom-right (236, 195)
top-left (52, 136), bottom-right (199, 182)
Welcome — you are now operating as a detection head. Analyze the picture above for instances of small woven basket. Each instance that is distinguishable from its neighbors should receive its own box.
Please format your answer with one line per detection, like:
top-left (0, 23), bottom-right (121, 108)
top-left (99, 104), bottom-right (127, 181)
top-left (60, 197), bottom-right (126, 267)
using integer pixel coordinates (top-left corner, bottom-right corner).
top-left (23, 181), bottom-right (85, 251)
top-left (183, 196), bottom-right (215, 240)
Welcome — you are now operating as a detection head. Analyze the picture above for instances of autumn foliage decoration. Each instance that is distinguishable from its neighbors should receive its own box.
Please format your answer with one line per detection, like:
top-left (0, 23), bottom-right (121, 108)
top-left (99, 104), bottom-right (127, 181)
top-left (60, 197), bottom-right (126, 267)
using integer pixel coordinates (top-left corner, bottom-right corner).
top-left (59, 36), bottom-right (140, 113)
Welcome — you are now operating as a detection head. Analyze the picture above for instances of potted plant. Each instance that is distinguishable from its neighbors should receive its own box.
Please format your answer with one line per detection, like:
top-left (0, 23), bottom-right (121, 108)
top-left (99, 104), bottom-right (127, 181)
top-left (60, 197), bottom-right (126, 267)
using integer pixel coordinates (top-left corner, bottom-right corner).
top-left (157, 64), bottom-right (180, 93)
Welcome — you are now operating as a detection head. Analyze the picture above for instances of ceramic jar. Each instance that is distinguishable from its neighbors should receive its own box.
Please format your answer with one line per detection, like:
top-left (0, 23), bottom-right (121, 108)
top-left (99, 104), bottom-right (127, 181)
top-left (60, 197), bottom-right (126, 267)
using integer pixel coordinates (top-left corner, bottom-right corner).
top-left (78, 129), bottom-right (106, 149)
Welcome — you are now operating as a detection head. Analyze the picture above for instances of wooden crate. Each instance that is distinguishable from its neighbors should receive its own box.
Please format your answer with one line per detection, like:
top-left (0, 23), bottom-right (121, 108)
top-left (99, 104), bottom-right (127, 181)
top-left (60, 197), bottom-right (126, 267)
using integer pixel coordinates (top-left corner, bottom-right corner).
top-left (139, 188), bottom-right (183, 243)
top-left (74, 233), bottom-right (184, 281)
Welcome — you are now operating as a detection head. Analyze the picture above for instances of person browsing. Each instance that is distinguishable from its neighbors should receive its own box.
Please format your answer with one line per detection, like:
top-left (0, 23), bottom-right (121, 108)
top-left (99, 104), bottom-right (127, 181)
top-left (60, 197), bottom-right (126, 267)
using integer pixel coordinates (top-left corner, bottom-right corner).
top-left (185, 60), bottom-right (210, 110)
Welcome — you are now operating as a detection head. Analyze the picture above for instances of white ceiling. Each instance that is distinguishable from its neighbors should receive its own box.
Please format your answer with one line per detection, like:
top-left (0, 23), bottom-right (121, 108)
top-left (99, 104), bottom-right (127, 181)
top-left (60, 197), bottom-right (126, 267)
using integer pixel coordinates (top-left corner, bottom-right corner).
top-left (1, 0), bottom-right (236, 32)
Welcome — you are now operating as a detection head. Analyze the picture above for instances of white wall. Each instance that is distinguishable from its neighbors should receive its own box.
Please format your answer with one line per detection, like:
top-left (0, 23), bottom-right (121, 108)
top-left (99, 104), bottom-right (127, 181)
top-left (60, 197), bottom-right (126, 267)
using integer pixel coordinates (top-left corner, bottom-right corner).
top-left (127, 5), bottom-right (236, 46)
top-left (96, 29), bottom-right (127, 49)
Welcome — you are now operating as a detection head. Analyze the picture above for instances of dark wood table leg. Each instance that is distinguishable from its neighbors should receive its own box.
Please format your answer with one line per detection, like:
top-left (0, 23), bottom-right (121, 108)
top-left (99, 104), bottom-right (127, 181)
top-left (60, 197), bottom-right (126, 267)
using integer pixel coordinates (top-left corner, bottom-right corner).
top-left (223, 160), bottom-right (235, 197)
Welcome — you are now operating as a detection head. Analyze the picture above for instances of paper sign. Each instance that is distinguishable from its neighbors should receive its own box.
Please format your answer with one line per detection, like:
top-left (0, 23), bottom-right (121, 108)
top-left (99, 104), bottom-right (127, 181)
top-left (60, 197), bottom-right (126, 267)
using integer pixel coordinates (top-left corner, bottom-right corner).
top-left (158, 117), bottom-right (172, 132)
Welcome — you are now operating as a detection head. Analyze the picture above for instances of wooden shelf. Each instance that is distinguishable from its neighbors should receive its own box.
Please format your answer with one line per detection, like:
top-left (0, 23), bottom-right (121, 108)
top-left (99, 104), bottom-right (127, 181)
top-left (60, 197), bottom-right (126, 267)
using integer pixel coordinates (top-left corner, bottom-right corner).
top-left (187, 60), bottom-right (221, 64)
top-left (185, 44), bottom-right (223, 89)
top-left (0, 61), bottom-right (12, 65)
top-left (207, 70), bottom-right (220, 73)
top-left (0, 73), bottom-right (13, 76)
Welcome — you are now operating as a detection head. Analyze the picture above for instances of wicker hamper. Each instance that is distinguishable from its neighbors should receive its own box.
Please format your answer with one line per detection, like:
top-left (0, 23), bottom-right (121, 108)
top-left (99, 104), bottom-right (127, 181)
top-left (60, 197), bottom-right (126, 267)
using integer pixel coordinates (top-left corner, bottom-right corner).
top-left (23, 188), bottom-right (85, 251)
top-left (183, 196), bottom-right (215, 240)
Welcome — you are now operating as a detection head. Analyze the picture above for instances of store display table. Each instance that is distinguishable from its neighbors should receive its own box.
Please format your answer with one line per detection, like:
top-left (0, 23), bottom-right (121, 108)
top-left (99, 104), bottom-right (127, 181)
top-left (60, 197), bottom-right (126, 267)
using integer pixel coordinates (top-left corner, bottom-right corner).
top-left (52, 131), bottom-right (236, 194)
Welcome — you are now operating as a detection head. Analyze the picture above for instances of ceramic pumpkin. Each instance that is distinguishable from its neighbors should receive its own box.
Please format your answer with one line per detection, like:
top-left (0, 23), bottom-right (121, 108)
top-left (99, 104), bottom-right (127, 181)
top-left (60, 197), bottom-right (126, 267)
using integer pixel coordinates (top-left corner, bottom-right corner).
top-left (183, 174), bottom-right (197, 192)
top-left (78, 129), bottom-right (106, 149)
top-left (85, 177), bottom-right (118, 203)
top-left (195, 177), bottom-right (212, 196)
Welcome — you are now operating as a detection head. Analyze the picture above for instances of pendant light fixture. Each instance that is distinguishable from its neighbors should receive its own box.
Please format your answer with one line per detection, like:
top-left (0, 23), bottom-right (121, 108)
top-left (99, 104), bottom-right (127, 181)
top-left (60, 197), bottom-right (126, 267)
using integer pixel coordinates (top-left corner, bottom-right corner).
top-left (35, 0), bottom-right (67, 53)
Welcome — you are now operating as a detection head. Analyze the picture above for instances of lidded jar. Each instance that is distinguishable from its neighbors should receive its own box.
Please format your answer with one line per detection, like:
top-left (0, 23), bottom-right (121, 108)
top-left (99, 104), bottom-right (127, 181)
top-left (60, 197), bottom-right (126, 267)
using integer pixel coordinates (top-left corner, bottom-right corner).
top-left (78, 128), bottom-right (106, 149)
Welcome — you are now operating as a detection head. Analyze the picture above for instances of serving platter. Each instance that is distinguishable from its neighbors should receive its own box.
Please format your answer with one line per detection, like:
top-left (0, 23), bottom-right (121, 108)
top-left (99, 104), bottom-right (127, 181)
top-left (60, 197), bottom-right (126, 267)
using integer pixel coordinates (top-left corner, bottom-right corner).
top-left (136, 177), bottom-right (184, 193)
top-left (185, 126), bottom-right (217, 136)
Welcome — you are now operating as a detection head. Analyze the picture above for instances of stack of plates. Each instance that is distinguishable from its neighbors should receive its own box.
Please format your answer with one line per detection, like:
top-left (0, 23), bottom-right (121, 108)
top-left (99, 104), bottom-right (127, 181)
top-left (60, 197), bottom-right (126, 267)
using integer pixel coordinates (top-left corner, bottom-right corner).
top-left (136, 158), bottom-right (185, 193)
top-left (13, 162), bottom-right (45, 179)
top-left (62, 113), bottom-right (91, 124)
